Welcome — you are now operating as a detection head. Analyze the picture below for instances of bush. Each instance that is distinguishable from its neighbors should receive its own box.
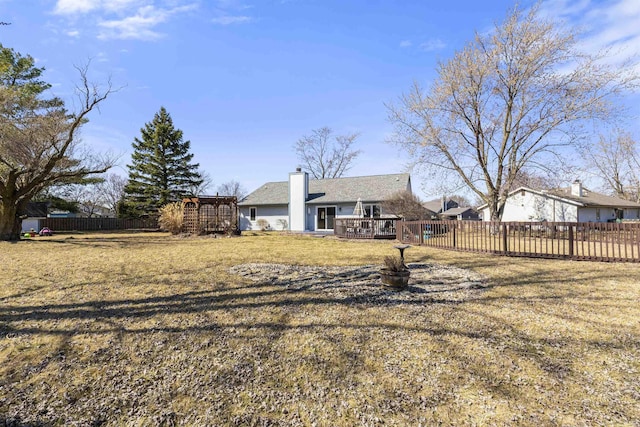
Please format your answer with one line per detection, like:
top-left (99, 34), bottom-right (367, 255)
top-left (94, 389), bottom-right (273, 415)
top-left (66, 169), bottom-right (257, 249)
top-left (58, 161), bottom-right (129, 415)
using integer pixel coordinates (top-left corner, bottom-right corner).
top-left (382, 255), bottom-right (407, 272)
top-left (256, 219), bottom-right (270, 231)
top-left (382, 190), bottom-right (430, 220)
top-left (158, 202), bottom-right (184, 234)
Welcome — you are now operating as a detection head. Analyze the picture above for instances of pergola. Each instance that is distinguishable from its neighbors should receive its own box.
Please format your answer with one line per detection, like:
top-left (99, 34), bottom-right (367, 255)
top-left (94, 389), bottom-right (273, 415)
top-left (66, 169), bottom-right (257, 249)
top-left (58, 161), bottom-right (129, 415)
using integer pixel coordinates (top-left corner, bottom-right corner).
top-left (182, 196), bottom-right (240, 235)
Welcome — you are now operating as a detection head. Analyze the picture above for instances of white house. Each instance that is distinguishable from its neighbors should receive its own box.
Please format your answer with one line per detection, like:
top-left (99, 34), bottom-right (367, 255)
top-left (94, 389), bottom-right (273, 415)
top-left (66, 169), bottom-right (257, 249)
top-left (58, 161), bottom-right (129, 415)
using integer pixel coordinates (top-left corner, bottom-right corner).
top-left (480, 180), bottom-right (640, 222)
top-left (21, 201), bottom-right (48, 232)
top-left (238, 169), bottom-right (412, 232)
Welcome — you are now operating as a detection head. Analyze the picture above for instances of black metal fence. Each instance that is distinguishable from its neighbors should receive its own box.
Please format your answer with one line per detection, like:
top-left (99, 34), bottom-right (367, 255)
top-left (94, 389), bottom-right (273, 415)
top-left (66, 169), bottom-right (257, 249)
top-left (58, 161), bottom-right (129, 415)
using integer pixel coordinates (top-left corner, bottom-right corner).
top-left (397, 220), bottom-right (640, 262)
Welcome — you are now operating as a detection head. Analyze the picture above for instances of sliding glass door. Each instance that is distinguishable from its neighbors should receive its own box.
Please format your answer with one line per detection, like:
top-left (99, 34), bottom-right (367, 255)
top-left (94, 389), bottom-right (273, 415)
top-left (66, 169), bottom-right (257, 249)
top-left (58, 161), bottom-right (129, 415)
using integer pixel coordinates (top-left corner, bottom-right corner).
top-left (317, 206), bottom-right (336, 230)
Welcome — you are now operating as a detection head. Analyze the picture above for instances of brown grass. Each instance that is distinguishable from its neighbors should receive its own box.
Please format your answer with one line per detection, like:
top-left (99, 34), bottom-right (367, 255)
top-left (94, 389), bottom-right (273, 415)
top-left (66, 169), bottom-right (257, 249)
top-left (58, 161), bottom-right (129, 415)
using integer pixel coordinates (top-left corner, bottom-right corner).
top-left (1, 232), bottom-right (639, 426)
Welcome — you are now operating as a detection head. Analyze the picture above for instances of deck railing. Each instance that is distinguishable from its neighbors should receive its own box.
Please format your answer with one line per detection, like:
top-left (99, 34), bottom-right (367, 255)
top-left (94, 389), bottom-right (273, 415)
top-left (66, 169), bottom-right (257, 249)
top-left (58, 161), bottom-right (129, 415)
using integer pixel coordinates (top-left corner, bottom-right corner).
top-left (334, 218), bottom-right (398, 239)
top-left (397, 220), bottom-right (640, 262)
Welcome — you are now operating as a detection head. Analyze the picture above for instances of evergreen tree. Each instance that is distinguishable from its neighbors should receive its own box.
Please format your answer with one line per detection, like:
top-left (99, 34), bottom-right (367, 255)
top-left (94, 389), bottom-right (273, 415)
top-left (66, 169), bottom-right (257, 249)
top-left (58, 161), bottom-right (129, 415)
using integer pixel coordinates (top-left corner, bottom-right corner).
top-left (123, 107), bottom-right (203, 217)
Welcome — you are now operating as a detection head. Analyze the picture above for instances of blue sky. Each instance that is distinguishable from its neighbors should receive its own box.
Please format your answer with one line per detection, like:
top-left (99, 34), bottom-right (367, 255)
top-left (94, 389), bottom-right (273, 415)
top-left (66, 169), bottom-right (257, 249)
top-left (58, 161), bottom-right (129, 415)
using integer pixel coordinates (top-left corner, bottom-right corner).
top-left (2, 0), bottom-right (640, 197)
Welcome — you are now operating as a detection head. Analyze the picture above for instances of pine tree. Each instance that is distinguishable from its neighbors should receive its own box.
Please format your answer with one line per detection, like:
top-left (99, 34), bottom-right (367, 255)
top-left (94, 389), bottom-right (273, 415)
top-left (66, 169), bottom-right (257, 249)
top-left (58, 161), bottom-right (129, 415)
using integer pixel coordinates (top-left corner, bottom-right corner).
top-left (122, 107), bottom-right (203, 217)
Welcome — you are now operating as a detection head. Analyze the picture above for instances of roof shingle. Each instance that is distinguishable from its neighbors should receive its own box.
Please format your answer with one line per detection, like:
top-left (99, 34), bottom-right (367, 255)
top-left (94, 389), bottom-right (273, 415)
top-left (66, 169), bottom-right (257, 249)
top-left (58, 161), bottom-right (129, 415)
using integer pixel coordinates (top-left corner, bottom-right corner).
top-left (239, 173), bottom-right (411, 206)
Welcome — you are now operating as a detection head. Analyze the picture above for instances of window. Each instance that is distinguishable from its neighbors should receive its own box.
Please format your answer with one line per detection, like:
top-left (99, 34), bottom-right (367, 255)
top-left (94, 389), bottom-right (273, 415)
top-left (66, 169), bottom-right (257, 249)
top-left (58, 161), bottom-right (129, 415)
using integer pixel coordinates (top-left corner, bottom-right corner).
top-left (595, 208), bottom-right (600, 221)
top-left (364, 204), bottom-right (381, 218)
top-left (250, 207), bottom-right (256, 221)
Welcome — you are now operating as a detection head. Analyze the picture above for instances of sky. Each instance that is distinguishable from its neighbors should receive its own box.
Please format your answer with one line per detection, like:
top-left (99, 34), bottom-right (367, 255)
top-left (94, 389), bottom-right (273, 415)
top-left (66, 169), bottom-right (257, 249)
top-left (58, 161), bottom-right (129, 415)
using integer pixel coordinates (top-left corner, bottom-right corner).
top-left (1, 0), bottom-right (640, 198)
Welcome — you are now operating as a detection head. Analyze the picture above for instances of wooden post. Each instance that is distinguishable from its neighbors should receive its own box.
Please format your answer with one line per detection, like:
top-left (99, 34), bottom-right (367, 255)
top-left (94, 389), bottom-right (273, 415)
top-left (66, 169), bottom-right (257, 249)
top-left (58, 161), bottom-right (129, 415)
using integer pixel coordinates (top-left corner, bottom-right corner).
top-left (502, 223), bottom-right (508, 254)
top-left (452, 224), bottom-right (457, 248)
top-left (568, 224), bottom-right (574, 258)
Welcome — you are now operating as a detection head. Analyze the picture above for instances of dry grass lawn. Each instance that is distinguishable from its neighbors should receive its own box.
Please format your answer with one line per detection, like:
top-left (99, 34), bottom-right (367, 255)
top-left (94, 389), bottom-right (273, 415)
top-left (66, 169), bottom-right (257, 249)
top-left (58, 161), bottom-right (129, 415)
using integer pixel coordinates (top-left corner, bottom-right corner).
top-left (1, 231), bottom-right (639, 426)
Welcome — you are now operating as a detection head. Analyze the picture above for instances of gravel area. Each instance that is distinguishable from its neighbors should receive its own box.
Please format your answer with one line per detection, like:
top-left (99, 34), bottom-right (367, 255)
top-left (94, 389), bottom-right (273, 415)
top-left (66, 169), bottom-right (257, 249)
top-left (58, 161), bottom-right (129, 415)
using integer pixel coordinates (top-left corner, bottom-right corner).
top-left (229, 262), bottom-right (488, 303)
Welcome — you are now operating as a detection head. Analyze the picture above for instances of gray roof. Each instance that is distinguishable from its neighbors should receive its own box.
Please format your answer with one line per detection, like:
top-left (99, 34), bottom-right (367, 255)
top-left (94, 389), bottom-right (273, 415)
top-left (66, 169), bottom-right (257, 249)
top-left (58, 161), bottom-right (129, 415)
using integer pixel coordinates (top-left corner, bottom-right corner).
top-left (548, 187), bottom-right (640, 208)
top-left (423, 198), bottom-right (458, 213)
top-left (479, 186), bottom-right (640, 209)
top-left (239, 173), bottom-right (411, 206)
top-left (442, 207), bottom-right (476, 216)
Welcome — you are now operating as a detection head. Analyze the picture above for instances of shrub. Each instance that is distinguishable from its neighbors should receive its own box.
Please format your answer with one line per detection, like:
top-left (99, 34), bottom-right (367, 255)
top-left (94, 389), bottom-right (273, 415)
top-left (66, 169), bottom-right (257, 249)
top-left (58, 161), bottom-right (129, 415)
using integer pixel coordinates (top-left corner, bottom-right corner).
top-left (277, 219), bottom-right (288, 231)
top-left (382, 255), bottom-right (407, 272)
top-left (256, 219), bottom-right (270, 231)
top-left (158, 202), bottom-right (184, 234)
top-left (382, 190), bottom-right (431, 220)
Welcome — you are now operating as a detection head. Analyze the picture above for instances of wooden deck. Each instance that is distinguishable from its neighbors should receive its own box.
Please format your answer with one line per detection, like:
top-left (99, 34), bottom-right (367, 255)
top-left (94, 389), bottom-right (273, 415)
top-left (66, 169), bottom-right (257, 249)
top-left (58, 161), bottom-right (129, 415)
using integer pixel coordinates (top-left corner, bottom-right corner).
top-left (334, 218), bottom-right (398, 239)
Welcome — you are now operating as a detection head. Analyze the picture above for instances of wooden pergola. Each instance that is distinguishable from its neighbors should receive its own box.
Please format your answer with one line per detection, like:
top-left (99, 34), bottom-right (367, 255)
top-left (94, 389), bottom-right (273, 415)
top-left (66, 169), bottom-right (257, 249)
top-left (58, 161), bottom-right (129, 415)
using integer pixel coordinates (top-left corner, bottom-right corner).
top-left (182, 196), bottom-right (240, 235)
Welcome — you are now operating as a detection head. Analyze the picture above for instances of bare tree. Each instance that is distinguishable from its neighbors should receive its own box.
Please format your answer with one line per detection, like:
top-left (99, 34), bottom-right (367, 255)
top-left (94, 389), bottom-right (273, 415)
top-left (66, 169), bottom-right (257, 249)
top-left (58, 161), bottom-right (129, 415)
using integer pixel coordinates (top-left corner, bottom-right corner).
top-left (187, 170), bottom-right (213, 196)
top-left (510, 169), bottom-right (563, 192)
top-left (447, 194), bottom-right (472, 208)
top-left (387, 4), bottom-right (638, 221)
top-left (51, 183), bottom-right (103, 217)
top-left (295, 127), bottom-right (361, 179)
top-left (217, 180), bottom-right (247, 200)
top-left (382, 190), bottom-right (432, 220)
top-left (97, 173), bottom-right (127, 215)
top-left (585, 131), bottom-right (640, 202)
top-left (0, 44), bottom-right (117, 240)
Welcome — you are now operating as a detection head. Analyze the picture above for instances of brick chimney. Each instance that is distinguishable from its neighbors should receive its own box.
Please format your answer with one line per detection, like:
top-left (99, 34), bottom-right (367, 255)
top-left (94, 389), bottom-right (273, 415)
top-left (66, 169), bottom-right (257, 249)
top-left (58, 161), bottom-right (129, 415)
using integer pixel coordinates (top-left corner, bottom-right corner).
top-left (571, 180), bottom-right (583, 197)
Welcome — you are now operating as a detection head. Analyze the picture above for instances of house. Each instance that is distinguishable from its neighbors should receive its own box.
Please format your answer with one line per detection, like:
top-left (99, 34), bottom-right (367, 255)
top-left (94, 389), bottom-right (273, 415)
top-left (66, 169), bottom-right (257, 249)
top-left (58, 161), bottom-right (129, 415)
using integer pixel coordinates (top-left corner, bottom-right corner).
top-left (238, 169), bottom-right (412, 232)
top-left (423, 197), bottom-right (458, 215)
top-left (21, 201), bottom-right (49, 232)
top-left (423, 197), bottom-right (479, 220)
top-left (479, 180), bottom-right (640, 222)
top-left (440, 206), bottom-right (480, 221)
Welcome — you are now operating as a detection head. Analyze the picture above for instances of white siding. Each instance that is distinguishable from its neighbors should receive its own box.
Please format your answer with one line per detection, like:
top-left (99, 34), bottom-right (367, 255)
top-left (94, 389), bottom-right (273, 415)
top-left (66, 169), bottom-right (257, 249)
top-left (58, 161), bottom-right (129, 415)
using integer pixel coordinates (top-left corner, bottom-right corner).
top-left (289, 171), bottom-right (308, 231)
top-left (21, 219), bottom-right (41, 232)
top-left (577, 207), bottom-right (610, 222)
top-left (239, 206), bottom-right (288, 231)
top-left (484, 191), bottom-right (578, 222)
top-left (578, 207), bottom-right (640, 222)
top-left (623, 208), bottom-right (640, 220)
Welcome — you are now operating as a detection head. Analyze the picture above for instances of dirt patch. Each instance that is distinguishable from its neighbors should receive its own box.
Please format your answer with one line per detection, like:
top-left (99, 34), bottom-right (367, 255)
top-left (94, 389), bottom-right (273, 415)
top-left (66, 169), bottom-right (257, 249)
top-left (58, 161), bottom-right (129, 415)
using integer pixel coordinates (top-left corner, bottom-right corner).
top-left (229, 262), bottom-right (488, 303)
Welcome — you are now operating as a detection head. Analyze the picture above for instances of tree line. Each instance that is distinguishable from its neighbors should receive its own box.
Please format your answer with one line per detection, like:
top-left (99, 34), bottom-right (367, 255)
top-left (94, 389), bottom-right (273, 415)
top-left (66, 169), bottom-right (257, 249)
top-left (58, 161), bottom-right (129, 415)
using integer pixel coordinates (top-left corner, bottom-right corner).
top-left (2, 2), bottom-right (639, 240)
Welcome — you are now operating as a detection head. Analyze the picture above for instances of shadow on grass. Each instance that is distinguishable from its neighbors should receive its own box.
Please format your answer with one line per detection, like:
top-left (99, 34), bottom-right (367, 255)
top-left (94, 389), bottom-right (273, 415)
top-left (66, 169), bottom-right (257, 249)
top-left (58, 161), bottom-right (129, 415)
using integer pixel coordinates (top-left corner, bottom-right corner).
top-left (2, 259), bottom-right (638, 388)
top-left (0, 416), bottom-right (49, 427)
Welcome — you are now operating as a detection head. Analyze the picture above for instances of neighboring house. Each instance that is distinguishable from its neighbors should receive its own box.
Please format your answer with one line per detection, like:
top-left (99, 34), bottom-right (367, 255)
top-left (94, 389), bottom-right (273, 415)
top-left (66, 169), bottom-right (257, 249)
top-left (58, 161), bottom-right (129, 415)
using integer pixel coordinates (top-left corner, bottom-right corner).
top-left (21, 202), bottom-right (49, 232)
top-left (47, 210), bottom-right (77, 218)
top-left (238, 170), bottom-right (412, 232)
top-left (441, 206), bottom-right (480, 220)
top-left (423, 197), bottom-right (458, 214)
top-left (479, 180), bottom-right (640, 222)
top-left (424, 197), bottom-right (479, 220)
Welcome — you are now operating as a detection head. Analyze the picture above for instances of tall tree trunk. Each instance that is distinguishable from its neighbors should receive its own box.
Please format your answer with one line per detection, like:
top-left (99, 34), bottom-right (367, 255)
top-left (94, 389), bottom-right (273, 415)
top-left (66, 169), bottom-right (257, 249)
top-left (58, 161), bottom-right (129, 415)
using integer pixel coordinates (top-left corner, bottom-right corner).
top-left (0, 199), bottom-right (24, 241)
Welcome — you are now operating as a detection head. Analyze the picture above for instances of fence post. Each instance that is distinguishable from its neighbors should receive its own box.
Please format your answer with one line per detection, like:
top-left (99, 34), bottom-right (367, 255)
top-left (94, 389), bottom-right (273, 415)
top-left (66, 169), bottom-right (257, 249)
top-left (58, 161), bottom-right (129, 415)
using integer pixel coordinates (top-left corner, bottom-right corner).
top-left (452, 224), bottom-right (457, 248)
top-left (568, 224), bottom-right (574, 258)
top-left (502, 223), bottom-right (508, 254)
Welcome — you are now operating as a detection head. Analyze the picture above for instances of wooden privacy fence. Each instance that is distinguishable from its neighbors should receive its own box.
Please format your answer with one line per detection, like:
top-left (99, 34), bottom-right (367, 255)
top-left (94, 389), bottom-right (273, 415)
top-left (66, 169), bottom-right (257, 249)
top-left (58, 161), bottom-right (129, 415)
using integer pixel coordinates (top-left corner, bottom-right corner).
top-left (41, 217), bottom-right (158, 231)
top-left (397, 220), bottom-right (640, 262)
